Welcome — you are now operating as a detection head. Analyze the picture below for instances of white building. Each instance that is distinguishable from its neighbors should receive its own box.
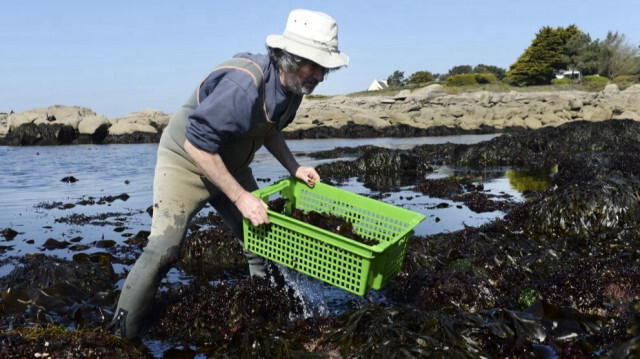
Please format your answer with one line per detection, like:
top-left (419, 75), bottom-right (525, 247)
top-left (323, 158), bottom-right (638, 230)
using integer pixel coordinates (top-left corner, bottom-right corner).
top-left (555, 69), bottom-right (582, 81)
top-left (367, 79), bottom-right (388, 91)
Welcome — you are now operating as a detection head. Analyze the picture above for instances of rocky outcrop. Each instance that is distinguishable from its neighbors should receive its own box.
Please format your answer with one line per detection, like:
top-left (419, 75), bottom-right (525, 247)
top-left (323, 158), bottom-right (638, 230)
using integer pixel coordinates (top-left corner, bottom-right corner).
top-left (0, 106), bottom-right (170, 146)
top-left (0, 112), bottom-right (8, 137)
top-left (1, 84), bottom-right (639, 145)
top-left (284, 83), bottom-right (640, 138)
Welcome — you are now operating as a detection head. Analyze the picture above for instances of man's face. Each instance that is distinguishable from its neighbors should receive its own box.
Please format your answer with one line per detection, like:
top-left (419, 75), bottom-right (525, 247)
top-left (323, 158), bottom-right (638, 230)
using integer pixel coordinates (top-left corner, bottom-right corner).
top-left (282, 60), bottom-right (327, 95)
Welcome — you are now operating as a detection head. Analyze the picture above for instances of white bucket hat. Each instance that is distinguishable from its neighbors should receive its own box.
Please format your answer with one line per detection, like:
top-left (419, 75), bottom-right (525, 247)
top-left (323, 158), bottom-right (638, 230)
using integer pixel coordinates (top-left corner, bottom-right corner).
top-left (266, 9), bottom-right (349, 69)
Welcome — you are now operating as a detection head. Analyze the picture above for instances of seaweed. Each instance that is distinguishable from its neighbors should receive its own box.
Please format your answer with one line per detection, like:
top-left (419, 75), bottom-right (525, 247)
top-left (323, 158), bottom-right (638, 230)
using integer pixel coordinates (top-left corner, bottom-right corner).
top-left (269, 198), bottom-right (380, 246)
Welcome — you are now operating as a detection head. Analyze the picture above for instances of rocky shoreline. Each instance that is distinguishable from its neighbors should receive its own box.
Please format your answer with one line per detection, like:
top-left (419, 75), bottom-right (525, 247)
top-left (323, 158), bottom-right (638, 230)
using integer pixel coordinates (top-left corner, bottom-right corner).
top-left (1, 83), bottom-right (639, 145)
top-left (1, 119), bottom-right (639, 357)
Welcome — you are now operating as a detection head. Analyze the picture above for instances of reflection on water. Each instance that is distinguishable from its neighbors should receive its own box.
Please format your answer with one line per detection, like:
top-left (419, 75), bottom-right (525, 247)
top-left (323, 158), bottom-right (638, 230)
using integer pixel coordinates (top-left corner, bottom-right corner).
top-left (507, 168), bottom-right (554, 193)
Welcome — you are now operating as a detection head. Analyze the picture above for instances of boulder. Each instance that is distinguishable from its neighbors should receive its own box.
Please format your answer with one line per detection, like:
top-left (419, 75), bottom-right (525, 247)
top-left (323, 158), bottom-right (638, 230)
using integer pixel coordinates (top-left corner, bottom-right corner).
top-left (0, 112), bottom-right (8, 136)
top-left (3, 83), bottom-right (640, 145)
top-left (8, 106), bottom-right (95, 130)
top-left (407, 84), bottom-right (446, 102)
top-left (580, 106), bottom-right (612, 122)
top-left (612, 110), bottom-right (640, 121)
top-left (623, 84), bottom-right (640, 94)
top-left (413, 84), bottom-right (445, 94)
top-left (108, 122), bottom-right (157, 136)
top-left (351, 114), bottom-right (390, 129)
top-left (568, 98), bottom-right (583, 111)
top-left (393, 90), bottom-right (411, 101)
top-left (111, 109), bottom-right (171, 130)
top-left (447, 105), bottom-right (465, 118)
top-left (602, 84), bottom-right (620, 96)
top-left (523, 117), bottom-right (543, 130)
top-left (78, 115), bottom-right (110, 135)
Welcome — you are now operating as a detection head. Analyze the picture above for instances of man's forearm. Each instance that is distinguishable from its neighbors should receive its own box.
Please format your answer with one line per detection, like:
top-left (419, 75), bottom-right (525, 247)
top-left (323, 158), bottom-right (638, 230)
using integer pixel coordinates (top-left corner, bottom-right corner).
top-left (263, 131), bottom-right (299, 175)
top-left (183, 139), bottom-right (247, 203)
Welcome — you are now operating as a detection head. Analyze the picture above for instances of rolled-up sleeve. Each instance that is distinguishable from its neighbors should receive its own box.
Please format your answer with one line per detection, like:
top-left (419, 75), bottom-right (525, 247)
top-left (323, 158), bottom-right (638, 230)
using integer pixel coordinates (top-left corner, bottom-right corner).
top-left (185, 77), bottom-right (256, 153)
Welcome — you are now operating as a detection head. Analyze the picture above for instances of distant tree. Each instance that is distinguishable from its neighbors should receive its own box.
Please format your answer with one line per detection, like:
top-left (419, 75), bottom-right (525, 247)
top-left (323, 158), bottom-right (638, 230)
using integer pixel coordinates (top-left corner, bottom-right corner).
top-left (386, 70), bottom-right (406, 87)
top-left (507, 25), bottom-right (581, 86)
top-left (446, 65), bottom-right (473, 78)
top-left (407, 71), bottom-right (434, 85)
top-left (562, 32), bottom-right (600, 75)
top-left (432, 73), bottom-right (445, 81)
top-left (473, 64), bottom-right (507, 80)
top-left (597, 31), bottom-right (640, 78)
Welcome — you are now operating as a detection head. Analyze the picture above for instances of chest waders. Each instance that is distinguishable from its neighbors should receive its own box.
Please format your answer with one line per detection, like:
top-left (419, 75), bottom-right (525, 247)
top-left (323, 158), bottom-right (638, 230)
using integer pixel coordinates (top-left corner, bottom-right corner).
top-left (111, 58), bottom-right (302, 339)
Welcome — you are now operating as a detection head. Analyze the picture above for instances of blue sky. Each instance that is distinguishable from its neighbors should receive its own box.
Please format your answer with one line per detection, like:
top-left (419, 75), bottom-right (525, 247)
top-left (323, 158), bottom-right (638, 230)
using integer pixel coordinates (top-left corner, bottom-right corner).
top-left (2, 0), bottom-right (639, 118)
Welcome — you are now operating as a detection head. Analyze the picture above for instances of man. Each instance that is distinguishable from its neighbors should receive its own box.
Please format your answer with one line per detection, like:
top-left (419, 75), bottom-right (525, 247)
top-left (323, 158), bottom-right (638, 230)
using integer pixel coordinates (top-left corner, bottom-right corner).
top-left (110, 9), bottom-right (349, 339)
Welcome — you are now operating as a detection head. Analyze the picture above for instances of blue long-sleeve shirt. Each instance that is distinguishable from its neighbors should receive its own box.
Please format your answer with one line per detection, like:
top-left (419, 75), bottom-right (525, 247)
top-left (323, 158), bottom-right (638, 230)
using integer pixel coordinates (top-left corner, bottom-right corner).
top-left (185, 53), bottom-right (297, 154)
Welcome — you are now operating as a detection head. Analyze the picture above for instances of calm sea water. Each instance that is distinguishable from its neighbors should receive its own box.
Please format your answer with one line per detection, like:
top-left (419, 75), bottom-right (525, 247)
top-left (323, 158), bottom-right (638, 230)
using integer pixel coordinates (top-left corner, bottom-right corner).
top-left (0, 134), bottom-right (518, 264)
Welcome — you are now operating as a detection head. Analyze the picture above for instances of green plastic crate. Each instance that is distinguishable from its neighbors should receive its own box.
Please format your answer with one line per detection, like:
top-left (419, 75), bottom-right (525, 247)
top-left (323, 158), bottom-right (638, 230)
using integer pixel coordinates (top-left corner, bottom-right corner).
top-left (243, 177), bottom-right (426, 296)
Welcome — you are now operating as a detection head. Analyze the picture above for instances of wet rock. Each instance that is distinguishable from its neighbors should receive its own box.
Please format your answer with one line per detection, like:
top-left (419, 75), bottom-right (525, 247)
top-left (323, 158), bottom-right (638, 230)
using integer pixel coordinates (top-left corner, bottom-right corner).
top-left (0, 123), bottom-right (78, 146)
top-left (1, 228), bottom-right (18, 241)
top-left (520, 152), bottom-right (640, 242)
top-left (101, 131), bottom-right (163, 144)
top-left (54, 211), bottom-right (140, 226)
top-left (414, 178), bottom-right (467, 198)
top-left (0, 106), bottom-right (170, 146)
top-left (318, 147), bottom-right (433, 191)
top-left (0, 254), bottom-right (117, 330)
top-left (100, 193), bottom-right (130, 203)
top-left (42, 238), bottom-right (71, 250)
top-left (61, 176), bottom-right (78, 183)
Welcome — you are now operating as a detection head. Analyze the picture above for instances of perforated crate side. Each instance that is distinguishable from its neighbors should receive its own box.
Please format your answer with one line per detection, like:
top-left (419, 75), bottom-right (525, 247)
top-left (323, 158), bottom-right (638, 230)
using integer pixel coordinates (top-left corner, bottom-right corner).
top-left (245, 213), bottom-right (374, 295)
top-left (246, 178), bottom-right (426, 295)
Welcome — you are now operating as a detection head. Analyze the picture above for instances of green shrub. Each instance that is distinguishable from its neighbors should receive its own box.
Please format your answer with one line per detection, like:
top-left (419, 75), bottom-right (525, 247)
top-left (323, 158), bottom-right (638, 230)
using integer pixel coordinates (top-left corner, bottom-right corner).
top-left (502, 76), bottom-right (514, 85)
top-left (613, 75), bottom-right (639, 88)
top-left (407, 71), bottom-right (435, 85)
top-left (446, 73), bottom-right (478, 86)
top-left (551, 78), bottom-right (572, 85)
top-left (475, 72), bottom-right (498, 84)
top-left (446, 73), bottom-right (499, 86)
top-left (583, 75), bottom-right (609, 83)
top-left (305, 94), bottom-right (331, 100)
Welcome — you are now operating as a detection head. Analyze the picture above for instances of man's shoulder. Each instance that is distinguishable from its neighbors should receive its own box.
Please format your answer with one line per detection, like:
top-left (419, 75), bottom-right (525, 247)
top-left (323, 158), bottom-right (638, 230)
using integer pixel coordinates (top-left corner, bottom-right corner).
top-left (201, 54), bottom-right (268, 94)
top-left (231, 53), bottom-right (271, 74)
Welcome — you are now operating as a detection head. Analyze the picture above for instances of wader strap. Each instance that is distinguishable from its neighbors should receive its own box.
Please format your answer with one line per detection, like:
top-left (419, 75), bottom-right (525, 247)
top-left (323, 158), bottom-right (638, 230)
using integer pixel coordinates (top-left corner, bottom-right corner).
top-left (276, 94), bottom-right (303, 130)
top-left (196, 58), bottom-right (269, 123)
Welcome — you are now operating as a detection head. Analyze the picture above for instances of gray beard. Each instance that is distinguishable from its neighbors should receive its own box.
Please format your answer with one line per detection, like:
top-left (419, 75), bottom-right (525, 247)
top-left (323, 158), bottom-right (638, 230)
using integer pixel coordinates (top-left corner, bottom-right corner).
top-left (284, 78), bottom-right (312, 95)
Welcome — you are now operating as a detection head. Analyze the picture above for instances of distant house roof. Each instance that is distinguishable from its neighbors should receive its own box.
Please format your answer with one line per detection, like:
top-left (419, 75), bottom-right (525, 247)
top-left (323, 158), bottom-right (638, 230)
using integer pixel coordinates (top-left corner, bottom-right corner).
top-left (555, 69), bottom-right (582, 79)
top-left (368, 79), bottom-right (388, 91)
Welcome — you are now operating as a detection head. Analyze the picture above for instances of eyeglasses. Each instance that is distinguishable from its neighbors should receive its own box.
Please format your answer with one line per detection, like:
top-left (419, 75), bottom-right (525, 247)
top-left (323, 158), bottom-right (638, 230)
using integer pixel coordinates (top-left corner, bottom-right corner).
top-left (301, 60), bottom-right (327, 76)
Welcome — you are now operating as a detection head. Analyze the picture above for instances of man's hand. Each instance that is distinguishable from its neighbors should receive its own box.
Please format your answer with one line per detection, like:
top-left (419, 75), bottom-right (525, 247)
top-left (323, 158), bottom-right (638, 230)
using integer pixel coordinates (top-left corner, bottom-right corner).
top-left (234, 191), bottom-right (270, 226)
top-left (295, 166), bottom-right (320, 187)
top-left (184, 139), bottom-right (271, 226)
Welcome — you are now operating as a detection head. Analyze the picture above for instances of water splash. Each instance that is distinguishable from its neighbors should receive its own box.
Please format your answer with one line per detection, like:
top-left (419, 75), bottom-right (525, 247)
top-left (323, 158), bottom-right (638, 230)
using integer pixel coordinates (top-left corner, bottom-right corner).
top-left (272, 263), bottom-right (391, 319)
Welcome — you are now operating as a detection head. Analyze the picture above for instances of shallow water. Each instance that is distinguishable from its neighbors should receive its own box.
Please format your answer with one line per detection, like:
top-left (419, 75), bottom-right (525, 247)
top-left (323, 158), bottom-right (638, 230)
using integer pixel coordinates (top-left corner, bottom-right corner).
top-left (0, 135), bottom-right (527, 263)
top-left (1, 135), bottom-right (545, 356)
top-left (0, 135), bottom-right (509, 261)
top-left (0, 134), bottom-right (528, 298)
